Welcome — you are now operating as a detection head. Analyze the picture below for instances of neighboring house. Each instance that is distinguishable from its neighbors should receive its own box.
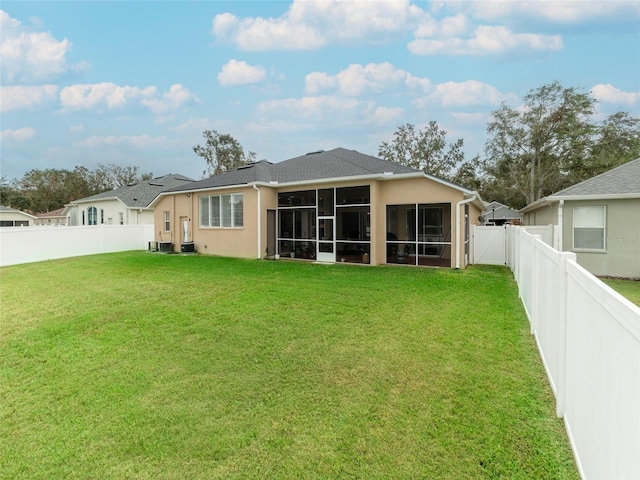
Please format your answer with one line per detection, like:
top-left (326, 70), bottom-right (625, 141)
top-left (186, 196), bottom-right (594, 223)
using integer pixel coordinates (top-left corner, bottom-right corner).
top-left (66, 174), bottom-right (194, 227)
top-left (481, 201), bottom-right (523, 225)
top-left (521, 158), bottom-right (640, 278)
top-left (0, 206), bottom-right (37, 227)
top-left (150, 148), bottom-right (485, 268)
top-left (34, 208), bottom-right (67, 226)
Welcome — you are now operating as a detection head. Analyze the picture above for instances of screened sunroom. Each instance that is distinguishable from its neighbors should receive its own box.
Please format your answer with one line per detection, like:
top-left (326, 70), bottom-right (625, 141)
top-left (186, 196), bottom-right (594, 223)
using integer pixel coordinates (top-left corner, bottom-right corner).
top-left (386, 203), bottom-right (453, 267)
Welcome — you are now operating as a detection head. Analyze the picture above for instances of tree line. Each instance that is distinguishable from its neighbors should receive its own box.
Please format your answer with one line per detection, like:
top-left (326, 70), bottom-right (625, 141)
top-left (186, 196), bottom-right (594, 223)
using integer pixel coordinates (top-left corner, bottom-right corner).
top-left (194, 82), bottom-right (640, 210)
top-left (379, 81), bottom-right (640, 209)
top-left (1, 164), bottom-right (153, 215)
top-left (4, 81), bottom-right (639, 214)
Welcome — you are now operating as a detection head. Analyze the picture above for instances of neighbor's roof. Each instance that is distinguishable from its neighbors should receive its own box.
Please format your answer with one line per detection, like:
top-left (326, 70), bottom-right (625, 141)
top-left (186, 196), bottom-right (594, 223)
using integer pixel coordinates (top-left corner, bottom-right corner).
top-left (521, 157), bottom-right (640, 212)
top-left (71, 174), bottom-right (195, 208)
top-left (550, 157), bottom-right (640, 198)
top-left (162, 148), bottom-right (472, 194)
top-left (37, 208), bottom-right (66, 218)
top-left (0, 205), bottom-right (38, 218)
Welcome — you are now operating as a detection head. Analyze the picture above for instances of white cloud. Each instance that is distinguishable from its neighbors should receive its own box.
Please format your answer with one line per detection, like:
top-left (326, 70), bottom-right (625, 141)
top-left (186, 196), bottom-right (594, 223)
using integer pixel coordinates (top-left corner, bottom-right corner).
top-left (0, 84), bottom-right (58, 112)
top-left (217, 59), bottom-right (267, 87)
top-left (409, 24), bottom-right (562, 56)
top-left (591, 84), bottom-right (640, 107)
top-left (371, 106), bottom-right (405, 124)
top-left (461, 0), bottom-right (640, 25)
top-left (258, 95), bottom-right (401, 126)
top-left (0, 127), bottom-right (36, 141)
top-left (415, 80), bottom-right (517, 108)
top-left (60, 82), bottom-right (156, 109)
top-left (59, 82), bottom-right (198, 114)
top-left (69, 124), bottom-right (83, 133)
top-left (140, 84), bottom-right (200, 113)
top-left (212, 0), bottom-right (421, 51)
top-left (0, 10), bottom-right (88, 83)
top-left (305, 62), bottom-right (430, 96)
top-left (74, 134), bottom-right (167, 149)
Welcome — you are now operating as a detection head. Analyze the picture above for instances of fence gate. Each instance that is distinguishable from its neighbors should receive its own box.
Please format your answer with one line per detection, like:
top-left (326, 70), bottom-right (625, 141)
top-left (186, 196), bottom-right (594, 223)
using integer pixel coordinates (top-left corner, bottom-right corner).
top-left (472, 225), bottom-right (506, 265)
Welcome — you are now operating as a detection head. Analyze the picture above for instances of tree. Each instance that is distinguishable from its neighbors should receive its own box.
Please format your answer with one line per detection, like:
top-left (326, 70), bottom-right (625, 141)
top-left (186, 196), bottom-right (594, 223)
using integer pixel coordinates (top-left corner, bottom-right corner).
top-left (193, 130), bottom-right (256, 177)
top-left (3, 164), bottom-right (154, 213)
top-left (378, 122), bottom-right (463, 180)
top-left (583, 111), bottom-right (640, 179)
top-left (483, 81), bottom-right (596, 208)
top-left (450, 155), bottom-right (482, 191)
top-left (89, 163), bottom-right (153, 192)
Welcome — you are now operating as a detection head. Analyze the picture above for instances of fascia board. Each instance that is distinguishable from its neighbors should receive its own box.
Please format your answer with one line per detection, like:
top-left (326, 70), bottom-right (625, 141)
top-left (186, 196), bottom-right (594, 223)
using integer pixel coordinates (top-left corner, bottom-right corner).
top-left (548, 193), bottom-right (640, 202)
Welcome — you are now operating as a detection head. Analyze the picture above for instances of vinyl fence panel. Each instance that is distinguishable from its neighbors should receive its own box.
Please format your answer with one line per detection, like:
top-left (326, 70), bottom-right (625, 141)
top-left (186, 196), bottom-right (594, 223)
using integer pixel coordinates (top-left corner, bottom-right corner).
top-left (504, 226), bottom-right (640, 480)
top-left (0, 225), bottom-right (154, 267)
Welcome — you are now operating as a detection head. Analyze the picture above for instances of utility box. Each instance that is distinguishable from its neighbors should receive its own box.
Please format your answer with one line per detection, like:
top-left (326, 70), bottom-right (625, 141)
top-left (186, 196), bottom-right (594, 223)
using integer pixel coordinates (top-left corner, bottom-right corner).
top-left (181, 242), bottom-right (195, 253)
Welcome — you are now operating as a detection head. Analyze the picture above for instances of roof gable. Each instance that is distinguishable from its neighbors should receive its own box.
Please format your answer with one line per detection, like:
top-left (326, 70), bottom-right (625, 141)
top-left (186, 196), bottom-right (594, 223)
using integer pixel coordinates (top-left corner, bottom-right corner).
top-left (72, 174), bottom-right (195, 208)
top-left (164, 148), bottom-right (421, 193)
top-left (551, 157), bottom-right (640, 198)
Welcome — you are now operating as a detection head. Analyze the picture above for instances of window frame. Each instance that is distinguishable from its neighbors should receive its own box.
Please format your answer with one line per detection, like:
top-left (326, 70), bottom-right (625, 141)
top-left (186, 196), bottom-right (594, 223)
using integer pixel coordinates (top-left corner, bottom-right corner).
top-left (572, 205), bottom-right (606, 252)
top-left (199, 193), bottom-right (244, 228)
top-left (163, 211), bottom-right (171, 232)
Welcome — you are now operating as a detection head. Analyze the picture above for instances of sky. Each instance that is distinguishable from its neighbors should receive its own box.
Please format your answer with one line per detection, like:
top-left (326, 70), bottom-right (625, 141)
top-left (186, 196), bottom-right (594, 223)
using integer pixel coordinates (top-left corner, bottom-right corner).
top-left (1, 0), bottom-right (639, 182)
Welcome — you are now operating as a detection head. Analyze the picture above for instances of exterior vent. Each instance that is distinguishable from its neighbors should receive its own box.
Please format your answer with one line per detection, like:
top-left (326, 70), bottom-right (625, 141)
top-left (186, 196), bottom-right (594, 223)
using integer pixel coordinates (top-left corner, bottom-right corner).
top-left (306, 150), bottom-right (324, 155)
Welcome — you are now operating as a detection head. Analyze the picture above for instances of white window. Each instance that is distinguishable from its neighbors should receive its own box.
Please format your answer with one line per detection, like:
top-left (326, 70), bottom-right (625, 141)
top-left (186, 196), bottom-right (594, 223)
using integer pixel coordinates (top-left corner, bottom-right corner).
top-left (573, 206), bottom-right (606, 251)
top-left (87, 206), bottom-right (97, 226)
top-left (199, 194), bottom-right (243, 228)
top-left (163, 211), bottom-right (171, 232)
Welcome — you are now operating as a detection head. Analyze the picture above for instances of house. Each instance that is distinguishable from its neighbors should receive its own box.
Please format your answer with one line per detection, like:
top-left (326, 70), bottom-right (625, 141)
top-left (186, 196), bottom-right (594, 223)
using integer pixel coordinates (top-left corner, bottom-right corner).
top-left (481, 201), bottom-right (523, 225)
top-left (521, 157), bottom-right (640, 278)
top-left (150, 148), bottom-right (485, 268)
top-left (66, 174), bottom-right (194, 227)
top-left (34, 208), bottom-right (67, 226)
top-left (0, 206), bottom-right (37, 227)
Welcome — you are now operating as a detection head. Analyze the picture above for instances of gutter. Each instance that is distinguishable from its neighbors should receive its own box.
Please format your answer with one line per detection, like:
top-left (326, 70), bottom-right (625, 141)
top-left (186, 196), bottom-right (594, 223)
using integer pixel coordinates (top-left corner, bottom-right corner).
top-left (455, 193), bottom-right (477, 269)
top-left (557, 199), bottom-right (564, 251)
top-left (253, 184), bottom-right (261, 259)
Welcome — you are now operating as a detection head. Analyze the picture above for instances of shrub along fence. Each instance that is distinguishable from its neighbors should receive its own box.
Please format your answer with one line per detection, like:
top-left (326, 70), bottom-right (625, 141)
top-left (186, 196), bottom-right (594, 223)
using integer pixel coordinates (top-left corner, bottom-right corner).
top-left (0, 224), bottom-right (154, 267)
top-left (507, 226), bottom-right (640, 480)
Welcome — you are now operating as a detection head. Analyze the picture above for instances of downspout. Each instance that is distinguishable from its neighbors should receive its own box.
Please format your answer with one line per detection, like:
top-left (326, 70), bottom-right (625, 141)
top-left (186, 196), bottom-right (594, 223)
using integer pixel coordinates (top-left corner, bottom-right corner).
top-left (455, 194), bottom-right (477, 269)
top-left (557, 199), bottom-right (564, 251)
top-left (253, 184), bottom-right (261, 259)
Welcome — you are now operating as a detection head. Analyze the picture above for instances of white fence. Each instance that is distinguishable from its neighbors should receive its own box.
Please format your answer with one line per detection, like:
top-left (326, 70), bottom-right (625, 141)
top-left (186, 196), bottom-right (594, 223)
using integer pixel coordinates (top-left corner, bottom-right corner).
top-left (472, 224), bottom-right (555, 266)
top-left (507, 226), bottom-right (640, 480)
top-left (0, 224), bottom-right (154, 267)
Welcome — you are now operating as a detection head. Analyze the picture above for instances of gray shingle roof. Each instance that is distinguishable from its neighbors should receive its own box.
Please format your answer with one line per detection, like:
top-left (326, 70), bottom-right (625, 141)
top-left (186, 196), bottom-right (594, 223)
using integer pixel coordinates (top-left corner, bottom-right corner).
top-left (73, 174), bottom-right (195, 208)
top-left (165, 148), bottom-right (420, 193)
top-left (551, 158), bottom-right (640, 197)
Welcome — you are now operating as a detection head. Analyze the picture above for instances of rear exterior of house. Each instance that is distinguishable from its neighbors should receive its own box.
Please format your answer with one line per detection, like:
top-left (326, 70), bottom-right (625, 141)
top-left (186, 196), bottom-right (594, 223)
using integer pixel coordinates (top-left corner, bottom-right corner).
top-left (151, 149), bottom-right (484, 268)
top-left (522, 158), bottom-right (640, 278)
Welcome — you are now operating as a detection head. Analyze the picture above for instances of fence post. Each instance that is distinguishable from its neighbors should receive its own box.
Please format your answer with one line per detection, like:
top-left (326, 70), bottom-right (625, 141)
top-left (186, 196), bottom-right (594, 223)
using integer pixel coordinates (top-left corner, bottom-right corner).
top-left (555, 251), bottom-right (576, 418)
top-left (530, 235), bottom-right (542, 334)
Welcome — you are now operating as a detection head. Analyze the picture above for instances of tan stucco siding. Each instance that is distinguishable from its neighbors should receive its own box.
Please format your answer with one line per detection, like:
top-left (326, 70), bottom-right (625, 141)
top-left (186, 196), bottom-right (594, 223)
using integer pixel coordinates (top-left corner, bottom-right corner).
top-left (379, 177), bottom-right (470, 268)
top-left (563, 199), bottom-right (640, 278)
top-left (157, 176), bottom-right (479, 268)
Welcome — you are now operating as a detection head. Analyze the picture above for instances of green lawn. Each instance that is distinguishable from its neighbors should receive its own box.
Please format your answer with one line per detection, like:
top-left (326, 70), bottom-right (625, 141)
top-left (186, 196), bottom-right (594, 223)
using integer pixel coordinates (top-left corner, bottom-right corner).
top-left (1, 252), bottom-right (578, 479)
top-left (601, 277), bottom-right (640, 307)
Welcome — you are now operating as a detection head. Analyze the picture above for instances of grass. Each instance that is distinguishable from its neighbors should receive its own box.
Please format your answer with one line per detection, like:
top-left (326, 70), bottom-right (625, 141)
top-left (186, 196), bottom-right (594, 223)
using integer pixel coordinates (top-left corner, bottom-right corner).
top-left (1, 252), bottom-right (578, 479)
top-left (600, 277), bottom-right (640, 307)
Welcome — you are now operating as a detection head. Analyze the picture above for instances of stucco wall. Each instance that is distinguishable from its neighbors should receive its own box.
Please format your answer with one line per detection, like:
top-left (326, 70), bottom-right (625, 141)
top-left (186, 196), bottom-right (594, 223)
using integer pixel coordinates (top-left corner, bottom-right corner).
top-left (524, 202), bottom-right (558, 227)
top-left (69, 200), bottom-right (154, 226)
top-left (0, 211), bottom-right (35, 225)
top-left (563, 199), bottom-right (640, 278)
top-left (156, 176), bottom-right (481, 268)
